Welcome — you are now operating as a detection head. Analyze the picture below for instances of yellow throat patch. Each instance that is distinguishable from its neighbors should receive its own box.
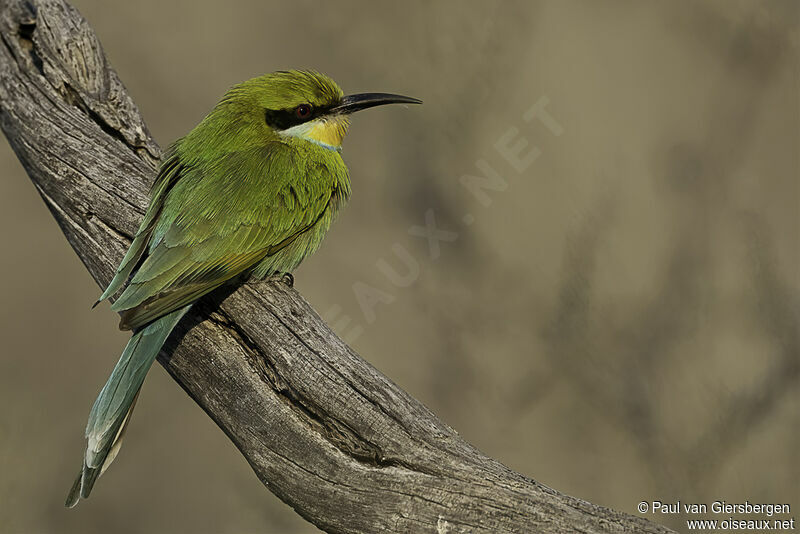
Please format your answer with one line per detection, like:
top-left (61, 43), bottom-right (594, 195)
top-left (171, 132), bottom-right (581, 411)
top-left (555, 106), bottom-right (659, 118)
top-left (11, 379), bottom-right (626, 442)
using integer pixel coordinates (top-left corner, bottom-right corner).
top-left (282, 115), bottom-right (350, 151)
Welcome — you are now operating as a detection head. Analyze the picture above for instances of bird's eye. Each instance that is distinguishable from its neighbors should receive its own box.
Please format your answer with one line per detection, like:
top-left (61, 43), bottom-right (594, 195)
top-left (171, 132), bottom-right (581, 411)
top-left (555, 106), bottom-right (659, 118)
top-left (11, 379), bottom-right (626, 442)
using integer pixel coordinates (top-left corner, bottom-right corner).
top-left (295, 104), bottom-right (312, 119)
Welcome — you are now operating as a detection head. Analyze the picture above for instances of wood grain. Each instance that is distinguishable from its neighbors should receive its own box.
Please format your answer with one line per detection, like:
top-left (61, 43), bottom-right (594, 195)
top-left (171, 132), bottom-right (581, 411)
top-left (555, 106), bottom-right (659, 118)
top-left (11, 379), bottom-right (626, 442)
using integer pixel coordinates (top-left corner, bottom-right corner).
top-left (0, 1), bottom-right (675, 532)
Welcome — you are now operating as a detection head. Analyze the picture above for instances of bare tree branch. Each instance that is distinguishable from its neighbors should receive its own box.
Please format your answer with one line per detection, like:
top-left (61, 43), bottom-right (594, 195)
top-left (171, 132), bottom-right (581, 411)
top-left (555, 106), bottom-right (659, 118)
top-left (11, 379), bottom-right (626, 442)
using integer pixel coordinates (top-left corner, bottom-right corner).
top-left (0, 1), bottom-right (676, 532)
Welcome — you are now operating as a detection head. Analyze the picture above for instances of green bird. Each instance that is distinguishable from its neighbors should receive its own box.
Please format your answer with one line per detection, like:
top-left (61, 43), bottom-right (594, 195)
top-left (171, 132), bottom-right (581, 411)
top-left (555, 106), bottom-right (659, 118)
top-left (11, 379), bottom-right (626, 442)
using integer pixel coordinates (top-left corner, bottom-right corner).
top-left (65, 70), bottom-right (420, 507)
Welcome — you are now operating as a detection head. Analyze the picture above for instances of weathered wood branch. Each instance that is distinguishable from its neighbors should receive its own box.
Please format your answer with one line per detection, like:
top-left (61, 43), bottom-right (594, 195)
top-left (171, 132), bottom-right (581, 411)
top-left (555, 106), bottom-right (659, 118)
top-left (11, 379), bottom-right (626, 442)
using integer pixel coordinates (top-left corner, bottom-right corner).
top-left (0, 1), bottom-right (675, 532)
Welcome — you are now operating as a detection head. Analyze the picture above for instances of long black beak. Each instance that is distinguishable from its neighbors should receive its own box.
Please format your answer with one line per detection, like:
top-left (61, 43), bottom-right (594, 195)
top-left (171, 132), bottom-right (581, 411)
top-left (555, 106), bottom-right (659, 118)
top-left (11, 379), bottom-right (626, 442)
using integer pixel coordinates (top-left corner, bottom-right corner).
top-left (332, 93), bottom-right (422, 114)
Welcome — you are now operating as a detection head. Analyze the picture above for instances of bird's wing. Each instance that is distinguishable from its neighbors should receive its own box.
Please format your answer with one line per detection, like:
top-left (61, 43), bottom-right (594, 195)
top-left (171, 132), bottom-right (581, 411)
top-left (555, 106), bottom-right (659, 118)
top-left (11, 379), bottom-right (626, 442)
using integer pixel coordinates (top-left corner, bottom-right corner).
top-left (111, 144), bottom-right (339, 331)
top-left (97, 151), bottom-right (185, 303)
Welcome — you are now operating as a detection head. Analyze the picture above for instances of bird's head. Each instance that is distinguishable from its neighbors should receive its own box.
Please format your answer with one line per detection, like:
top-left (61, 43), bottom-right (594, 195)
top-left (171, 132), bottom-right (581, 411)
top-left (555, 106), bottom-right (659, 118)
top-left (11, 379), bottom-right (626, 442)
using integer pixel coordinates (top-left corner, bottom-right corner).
top-left (191, 70), bottom-right (421, 154)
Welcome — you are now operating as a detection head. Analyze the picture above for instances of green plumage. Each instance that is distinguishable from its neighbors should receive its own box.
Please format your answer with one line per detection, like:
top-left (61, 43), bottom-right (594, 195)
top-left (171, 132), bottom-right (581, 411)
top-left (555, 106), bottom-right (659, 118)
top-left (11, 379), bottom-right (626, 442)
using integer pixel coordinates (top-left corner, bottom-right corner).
top-left (113, 141), bottom-right (348, 330)
top-left (66, 305), bottom-right (190, 507)
top-left (105, 72), bottom-right (351, 331)
top-left (67, 70), bottom-right (419, 507)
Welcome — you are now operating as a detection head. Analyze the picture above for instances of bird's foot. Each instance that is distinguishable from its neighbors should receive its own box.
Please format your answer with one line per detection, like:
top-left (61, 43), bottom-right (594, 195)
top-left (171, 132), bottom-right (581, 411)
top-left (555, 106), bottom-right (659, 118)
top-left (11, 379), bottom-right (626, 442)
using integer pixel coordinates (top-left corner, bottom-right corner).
top-left (271, 272), bottom-right (294, 287)
top-left (247, 272), bottom-right (294, 292)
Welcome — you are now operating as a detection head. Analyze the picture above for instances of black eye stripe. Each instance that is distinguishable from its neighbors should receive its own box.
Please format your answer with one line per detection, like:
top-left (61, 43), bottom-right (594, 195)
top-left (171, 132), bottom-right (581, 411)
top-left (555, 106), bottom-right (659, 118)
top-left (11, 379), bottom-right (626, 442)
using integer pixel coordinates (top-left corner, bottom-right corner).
top-left (265, 104), bottom-right (334, 131)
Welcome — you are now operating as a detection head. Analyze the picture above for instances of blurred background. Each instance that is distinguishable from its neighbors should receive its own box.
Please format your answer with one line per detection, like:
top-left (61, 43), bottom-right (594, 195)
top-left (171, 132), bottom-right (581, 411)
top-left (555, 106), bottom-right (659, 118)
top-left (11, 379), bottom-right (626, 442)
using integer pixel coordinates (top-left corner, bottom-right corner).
top-left (1, 1), bottom-right (797, 532)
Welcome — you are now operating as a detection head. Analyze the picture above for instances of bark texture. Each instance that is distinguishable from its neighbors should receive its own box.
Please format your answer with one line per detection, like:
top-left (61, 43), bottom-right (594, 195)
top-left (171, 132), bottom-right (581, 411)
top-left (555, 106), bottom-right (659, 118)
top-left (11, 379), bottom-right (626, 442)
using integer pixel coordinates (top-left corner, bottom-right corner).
top-left (0, 1), bottom-right (675, 532)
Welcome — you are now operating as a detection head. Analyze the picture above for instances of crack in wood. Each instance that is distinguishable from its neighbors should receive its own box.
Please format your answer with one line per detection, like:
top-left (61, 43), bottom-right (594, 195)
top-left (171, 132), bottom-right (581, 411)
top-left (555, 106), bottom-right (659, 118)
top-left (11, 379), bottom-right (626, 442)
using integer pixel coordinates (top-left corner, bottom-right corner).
top-left (0, 1), bottom-right (678, 532)
top-left (206, 309), bottom-right (409, 469)
top-left (61, 81), bottom-right (136, 152)
top-left (17, 18), bottom-right (43, 75)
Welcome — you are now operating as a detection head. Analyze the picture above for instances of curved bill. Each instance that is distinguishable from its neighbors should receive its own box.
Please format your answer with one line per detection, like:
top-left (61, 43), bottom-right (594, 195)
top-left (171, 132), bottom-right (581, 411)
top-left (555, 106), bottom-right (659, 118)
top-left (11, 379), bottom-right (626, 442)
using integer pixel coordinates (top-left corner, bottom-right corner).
top-left (332, 93), bottom-right (422, 114)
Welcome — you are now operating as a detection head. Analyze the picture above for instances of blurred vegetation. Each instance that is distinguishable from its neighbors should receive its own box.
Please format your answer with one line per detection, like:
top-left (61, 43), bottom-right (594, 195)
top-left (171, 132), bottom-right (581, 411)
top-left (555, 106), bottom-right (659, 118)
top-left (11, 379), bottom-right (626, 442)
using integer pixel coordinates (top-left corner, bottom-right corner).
top-left (0, 1), bottom-right (797, 532)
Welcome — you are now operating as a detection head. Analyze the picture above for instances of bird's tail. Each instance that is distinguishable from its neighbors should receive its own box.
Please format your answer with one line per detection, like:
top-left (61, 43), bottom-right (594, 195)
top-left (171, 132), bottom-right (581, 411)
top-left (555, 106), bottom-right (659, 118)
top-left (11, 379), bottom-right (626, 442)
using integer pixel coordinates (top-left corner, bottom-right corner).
top-left (65, 305), bottom-right (191, 507)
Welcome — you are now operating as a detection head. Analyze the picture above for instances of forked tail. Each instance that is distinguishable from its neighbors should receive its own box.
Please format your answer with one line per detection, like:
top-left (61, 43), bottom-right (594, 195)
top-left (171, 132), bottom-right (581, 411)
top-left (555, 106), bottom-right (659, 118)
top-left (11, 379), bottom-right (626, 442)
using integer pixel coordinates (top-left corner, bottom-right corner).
top-left (65, 305), bottom-right (191, 507)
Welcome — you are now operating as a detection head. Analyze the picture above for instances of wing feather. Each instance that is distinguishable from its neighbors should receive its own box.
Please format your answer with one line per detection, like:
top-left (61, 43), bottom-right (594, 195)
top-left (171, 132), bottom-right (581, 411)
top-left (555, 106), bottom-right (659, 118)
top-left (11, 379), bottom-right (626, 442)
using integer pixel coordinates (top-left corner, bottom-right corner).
top-left (111, 144), bottom-right (340, 331)
top-left (96, 152), bottom-right (185, 303)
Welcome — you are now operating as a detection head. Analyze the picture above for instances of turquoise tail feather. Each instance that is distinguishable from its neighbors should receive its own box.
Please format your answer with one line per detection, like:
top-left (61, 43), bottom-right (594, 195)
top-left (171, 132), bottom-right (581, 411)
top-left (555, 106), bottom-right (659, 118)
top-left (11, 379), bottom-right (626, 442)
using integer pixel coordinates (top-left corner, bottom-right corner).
top-left (65, 304), bottom-right (191, 507)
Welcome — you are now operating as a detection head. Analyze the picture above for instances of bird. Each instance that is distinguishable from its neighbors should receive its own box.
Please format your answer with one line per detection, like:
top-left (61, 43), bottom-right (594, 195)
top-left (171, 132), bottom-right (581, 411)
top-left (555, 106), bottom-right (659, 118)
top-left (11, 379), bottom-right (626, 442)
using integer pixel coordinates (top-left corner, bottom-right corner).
top-left (65, 70), bottom-right (421, 507)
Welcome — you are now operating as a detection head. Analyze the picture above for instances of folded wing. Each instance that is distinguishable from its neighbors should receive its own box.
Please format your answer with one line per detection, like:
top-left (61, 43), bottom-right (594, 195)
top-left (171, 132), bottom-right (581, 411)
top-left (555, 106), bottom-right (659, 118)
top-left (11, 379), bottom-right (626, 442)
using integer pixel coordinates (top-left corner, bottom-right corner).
top-left (109, 144), bottom-right (337, 330)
